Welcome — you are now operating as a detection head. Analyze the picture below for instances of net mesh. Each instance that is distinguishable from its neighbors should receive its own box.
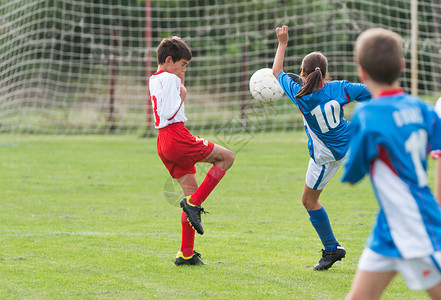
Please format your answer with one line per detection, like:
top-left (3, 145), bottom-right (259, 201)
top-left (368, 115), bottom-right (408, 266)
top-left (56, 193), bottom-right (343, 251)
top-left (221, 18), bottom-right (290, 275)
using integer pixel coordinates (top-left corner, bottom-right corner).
top-left (0, 0), bottom-right (439, 134)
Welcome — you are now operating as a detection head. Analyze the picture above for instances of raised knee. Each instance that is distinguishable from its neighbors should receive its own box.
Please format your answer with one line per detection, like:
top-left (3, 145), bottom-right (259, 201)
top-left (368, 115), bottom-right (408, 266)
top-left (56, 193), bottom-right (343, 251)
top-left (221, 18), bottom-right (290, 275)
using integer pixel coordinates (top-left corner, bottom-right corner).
top-left (301, 196), bottom-right (318, 210)
top-left (226, 149), bottom-right (235, 165)
top-left (301, 197), bottom-right (309, 209)
top-left (220, 149), bottom-right (234, 170)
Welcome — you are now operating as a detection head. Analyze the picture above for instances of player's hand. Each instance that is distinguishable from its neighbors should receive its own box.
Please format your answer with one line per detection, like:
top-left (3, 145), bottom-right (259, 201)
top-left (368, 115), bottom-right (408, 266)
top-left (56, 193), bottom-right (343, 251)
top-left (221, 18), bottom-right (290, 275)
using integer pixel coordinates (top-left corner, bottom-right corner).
top-left (276, 25), bottom-right (289, 45)
top-left (179, 72), bottom-right (185, 84)
top-left (180, 84), bottom-right (187, 101)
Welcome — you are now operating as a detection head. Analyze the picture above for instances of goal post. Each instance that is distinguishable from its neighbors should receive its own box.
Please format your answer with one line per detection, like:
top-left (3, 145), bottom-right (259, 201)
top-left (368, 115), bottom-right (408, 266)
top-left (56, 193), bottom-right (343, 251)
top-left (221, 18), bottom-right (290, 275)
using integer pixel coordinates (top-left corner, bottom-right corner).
top-left (0, 0), bottom-right (439, 134)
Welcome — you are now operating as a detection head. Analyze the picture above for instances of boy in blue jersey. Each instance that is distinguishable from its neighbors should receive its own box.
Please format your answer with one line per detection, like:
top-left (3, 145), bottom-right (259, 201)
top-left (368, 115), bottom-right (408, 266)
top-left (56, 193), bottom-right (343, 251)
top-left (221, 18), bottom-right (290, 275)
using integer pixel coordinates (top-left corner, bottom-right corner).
top-left (273, 25), bottom-right (371, 270)
top-left (343, 28), bottom-right (441, 299)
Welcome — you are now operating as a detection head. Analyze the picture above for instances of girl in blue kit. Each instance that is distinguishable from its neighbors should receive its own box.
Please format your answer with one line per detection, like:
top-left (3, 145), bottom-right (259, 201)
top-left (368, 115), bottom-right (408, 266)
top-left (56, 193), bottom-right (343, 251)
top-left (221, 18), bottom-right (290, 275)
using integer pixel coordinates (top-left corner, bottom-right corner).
top-left (272, 25), bottom-right (371, 270)
top-left (343, 28), bottom-right (441, 300)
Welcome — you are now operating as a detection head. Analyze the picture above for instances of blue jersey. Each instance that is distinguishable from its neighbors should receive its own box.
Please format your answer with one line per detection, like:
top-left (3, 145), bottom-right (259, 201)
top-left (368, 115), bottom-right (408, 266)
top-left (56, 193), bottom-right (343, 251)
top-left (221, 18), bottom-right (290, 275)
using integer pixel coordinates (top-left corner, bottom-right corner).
top-left (277, 72), bottom-right (370, 165)
top-left (342, 90), bottom-right (441, 259)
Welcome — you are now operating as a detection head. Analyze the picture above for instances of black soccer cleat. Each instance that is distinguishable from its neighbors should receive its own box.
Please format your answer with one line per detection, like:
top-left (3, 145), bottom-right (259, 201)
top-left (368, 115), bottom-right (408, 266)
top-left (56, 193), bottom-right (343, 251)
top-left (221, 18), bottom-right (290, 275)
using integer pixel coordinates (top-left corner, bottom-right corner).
top-left (175, 251), bottom-right (206, 266)
top-left (313, 244), bottom-right (346, 271)
top-left (180, 197), bottom-right (207, 235)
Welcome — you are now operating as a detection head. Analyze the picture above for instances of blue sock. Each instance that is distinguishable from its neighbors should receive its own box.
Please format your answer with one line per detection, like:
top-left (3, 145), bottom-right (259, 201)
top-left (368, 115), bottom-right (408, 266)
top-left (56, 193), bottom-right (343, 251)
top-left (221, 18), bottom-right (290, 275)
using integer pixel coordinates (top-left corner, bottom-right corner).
top-left (308, 207), bottom-right (338, 252)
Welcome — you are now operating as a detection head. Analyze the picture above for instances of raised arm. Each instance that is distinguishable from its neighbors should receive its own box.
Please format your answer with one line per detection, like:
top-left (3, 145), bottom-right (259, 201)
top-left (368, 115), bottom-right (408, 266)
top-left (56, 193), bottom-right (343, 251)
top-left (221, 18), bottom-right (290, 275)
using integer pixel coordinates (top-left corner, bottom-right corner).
top-left (273, 25), bottom-right (289, 78)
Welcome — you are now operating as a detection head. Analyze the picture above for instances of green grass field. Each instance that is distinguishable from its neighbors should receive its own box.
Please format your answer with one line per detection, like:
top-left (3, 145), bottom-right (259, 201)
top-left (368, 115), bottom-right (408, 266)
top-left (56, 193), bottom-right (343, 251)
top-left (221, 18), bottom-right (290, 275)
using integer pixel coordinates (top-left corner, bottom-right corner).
top-left (0, 132), bottom-right (434, 299)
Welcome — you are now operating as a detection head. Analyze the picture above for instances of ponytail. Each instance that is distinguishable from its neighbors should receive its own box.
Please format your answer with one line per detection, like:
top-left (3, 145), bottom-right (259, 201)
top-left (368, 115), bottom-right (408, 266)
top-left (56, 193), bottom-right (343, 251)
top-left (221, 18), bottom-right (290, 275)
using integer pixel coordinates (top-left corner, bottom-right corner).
top-left (294, 52), bottom-right (328, 99)
top-left (295, 67), bottom-right (324, 98)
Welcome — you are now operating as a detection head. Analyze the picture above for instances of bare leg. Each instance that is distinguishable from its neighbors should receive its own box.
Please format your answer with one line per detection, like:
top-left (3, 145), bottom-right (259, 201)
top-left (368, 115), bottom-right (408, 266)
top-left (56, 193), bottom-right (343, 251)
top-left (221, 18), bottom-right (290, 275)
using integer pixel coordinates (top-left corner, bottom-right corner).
top-left (201, 144), bottom-right (235, 171)
top-left (346, 270), bottom-right (396, 300)
top-left (189, 143), bottom-right (234, 206)
top-left (427, 282), bottom-right (441, 300)
top-left (301, 184), bottom-right (323, 210)
top-left (176, 143), bottom-right (234, 195)
top-left (177, 173), bottom-right (198, 196)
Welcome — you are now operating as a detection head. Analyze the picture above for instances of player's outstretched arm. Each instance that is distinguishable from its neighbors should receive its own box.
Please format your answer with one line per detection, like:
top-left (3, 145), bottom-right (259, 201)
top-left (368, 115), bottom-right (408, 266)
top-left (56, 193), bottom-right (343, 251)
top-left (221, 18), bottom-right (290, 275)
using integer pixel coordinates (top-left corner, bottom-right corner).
top-left (273, 25), bottom-right (289, 78)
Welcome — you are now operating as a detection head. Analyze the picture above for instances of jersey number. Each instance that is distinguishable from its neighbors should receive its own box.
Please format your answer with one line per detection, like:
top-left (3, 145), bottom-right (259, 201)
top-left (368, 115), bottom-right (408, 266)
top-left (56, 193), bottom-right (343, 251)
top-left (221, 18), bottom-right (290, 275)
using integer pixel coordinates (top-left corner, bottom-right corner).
top-left (151, 95), bottom-right (160, 127)
top-left (404, 129), bottom-right (428, 187)
top-left (310, 100), bottom-right (341, 133)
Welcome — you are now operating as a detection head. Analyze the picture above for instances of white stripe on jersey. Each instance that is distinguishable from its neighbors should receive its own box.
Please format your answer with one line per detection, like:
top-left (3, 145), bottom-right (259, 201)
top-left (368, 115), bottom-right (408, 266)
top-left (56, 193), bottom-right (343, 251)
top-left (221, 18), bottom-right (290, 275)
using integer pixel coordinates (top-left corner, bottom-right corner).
top-left (372, 159), bottom-right (433, 258)
top-left (303, 117), bottom-right (335, 165)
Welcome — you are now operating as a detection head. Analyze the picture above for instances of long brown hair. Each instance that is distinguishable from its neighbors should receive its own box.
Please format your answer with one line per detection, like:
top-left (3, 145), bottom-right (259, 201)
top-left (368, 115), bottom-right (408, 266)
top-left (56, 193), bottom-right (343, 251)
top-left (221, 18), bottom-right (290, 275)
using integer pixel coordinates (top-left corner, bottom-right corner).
top-left (295, 52), bottom-right (328, 98)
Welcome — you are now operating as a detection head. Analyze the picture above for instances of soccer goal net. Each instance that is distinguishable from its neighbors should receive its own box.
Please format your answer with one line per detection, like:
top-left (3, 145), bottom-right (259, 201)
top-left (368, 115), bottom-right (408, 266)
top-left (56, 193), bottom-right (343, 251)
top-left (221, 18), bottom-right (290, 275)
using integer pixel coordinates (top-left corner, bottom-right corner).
top-left (0, 0), bottom-right (440, 134)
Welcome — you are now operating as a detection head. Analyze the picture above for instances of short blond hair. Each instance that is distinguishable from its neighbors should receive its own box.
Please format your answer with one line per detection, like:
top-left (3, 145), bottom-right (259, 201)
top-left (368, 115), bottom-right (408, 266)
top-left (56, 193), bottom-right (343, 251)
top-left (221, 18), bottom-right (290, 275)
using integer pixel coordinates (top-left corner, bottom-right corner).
top-left (355, 28), bottom-right (403, 84)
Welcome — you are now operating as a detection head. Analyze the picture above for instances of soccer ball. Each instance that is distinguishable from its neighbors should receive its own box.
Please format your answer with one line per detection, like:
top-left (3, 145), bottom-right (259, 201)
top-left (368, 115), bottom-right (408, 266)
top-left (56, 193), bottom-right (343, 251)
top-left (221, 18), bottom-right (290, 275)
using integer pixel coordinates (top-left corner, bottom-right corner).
top-left (249, 68), bottom-right (284, 104)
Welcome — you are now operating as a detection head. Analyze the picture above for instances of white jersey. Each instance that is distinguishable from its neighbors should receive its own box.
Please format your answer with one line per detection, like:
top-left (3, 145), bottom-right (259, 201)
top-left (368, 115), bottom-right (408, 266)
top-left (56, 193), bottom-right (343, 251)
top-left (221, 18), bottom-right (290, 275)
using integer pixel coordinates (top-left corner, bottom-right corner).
top-left (149, 70), bottom-right (187, 129)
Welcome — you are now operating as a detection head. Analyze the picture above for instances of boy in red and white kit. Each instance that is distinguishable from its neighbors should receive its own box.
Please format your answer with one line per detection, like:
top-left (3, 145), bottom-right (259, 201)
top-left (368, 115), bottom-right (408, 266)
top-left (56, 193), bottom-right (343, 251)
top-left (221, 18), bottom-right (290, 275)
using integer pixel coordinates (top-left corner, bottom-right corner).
top-left (149, 36), bottom-right (235, 265)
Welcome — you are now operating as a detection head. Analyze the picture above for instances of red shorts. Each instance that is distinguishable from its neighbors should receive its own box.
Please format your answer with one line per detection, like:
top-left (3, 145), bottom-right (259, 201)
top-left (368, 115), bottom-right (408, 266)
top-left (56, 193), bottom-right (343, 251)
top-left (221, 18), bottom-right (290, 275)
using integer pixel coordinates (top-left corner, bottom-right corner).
top-left (157, 122), bottom-right (215, 178)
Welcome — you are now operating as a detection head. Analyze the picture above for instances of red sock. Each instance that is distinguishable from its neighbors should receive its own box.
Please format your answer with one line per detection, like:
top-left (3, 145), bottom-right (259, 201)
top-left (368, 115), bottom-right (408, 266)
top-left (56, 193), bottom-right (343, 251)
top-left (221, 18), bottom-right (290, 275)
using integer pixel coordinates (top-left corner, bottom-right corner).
top-left (180, 212), bottom-right (195, 257)
top-left (190, 165), bottom-right (226, 206)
